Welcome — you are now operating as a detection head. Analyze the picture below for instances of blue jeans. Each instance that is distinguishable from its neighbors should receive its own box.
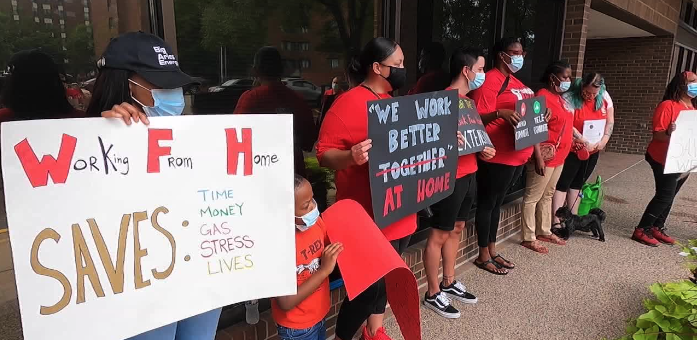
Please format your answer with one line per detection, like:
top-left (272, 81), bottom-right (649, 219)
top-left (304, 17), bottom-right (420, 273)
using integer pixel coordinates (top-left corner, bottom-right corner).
top-left (277, 320), bottom-right (326, 340)
top-left (127, 308), bottom-right (222, 340)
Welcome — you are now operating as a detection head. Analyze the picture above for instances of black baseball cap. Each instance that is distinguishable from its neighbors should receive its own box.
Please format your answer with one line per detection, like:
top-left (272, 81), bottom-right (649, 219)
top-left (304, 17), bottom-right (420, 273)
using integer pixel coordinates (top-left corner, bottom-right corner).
top-left (97, 31), bottom-right (195, 89)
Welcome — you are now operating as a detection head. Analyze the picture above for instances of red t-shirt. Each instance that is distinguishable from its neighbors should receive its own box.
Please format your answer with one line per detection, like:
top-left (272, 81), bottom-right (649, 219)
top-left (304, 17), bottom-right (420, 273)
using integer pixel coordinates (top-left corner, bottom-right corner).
top-left (469, 69), bottom-right (534, 166)
top-left (316, 86), bottom-right (417, 241)
top-left (537, 89), bottom-right (574, 167)
top-left (565, 91), bottom-right (612, 155)
top-left (234, 83), bottom-right (317, 175)
top-left (647, 100), bottom-right (694, 165)
top-left (271, 218), bottom-right (330, 329)
top-left (445, 88), bottom-right (478, 178)
top-left (408, 70), bottom-right (450, 95)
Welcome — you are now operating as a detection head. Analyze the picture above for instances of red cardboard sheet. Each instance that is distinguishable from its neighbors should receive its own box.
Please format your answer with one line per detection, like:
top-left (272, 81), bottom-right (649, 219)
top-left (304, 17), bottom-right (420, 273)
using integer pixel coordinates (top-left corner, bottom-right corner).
top-left (323, 200), bottom-right (421, 340)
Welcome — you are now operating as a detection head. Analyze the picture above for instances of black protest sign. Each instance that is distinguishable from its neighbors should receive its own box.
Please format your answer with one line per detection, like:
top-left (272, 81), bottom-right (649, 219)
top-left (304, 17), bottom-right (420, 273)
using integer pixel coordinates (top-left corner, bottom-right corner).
top-left (457, 97), bottom-right (492, 156)
top-left (367, 90), bottom-right (459, 228)
top-left (514, 96), bottom-right (549, 150)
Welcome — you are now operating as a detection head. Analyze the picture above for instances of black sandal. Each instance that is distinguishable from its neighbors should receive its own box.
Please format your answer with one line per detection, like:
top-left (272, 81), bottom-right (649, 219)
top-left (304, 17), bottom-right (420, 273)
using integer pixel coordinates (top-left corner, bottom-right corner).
top-left (492, 255), bottom-right (515, 269)
top-left (474, 259), bottom-right (507, 275)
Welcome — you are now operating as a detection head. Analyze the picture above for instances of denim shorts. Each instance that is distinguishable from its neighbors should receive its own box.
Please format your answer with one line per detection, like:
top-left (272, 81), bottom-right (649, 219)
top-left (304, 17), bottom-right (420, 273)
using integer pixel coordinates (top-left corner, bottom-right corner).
top-left (277, 320), bottom-right (326, 340)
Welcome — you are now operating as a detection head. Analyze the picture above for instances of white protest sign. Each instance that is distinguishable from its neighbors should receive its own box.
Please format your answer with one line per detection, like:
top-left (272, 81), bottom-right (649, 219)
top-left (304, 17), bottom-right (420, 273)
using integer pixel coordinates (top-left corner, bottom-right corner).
top-left (665, 110), bottom-right (697, 174)
top-left (583, 119), bottom-right (606, 145)
top-left (1, 115), bottom-right (296, 340)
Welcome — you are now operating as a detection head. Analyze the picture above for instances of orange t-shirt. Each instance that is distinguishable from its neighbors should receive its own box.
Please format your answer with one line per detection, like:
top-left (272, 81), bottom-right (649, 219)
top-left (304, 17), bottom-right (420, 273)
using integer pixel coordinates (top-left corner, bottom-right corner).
top-left (316, 86), bottom-right (417, 241)
top-left (271, 218), bottom-right (330, 329)
top-left (469, 69), bottom-right (535, 166)
top-left (647, 100), bottom-right (695, 165)
top-left (536, 88), bottom-right (574, 167)
top-left (445, 87), bottom-right (478, 178)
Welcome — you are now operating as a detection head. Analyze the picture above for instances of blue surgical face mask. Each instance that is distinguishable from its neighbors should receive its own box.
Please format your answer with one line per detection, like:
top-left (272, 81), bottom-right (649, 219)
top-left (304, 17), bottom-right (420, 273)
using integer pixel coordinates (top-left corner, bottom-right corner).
top-left (467, 71), bottom-right (486, 90)
top-left (508, 55), bottom-right (524, 73)
top-left (688, 82), bottom-right (697, 98)
top-left (129, 79), bottom-right (185, 117)
top-left (559, 81), bottom-right (571, 92)
top-left (295, 200), bottom-right (319, 232)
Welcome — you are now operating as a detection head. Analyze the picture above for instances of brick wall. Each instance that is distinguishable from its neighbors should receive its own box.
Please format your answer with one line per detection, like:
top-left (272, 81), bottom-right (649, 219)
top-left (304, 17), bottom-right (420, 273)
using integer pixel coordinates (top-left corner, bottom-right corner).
top-left (583, 36), bottom-right (675, 154)
top-left (561, 0), bottom-right (592, 78)
top-left (215, 200), bottom-right (523, 340)
top-left (602, 0), bottom-right (682, 35)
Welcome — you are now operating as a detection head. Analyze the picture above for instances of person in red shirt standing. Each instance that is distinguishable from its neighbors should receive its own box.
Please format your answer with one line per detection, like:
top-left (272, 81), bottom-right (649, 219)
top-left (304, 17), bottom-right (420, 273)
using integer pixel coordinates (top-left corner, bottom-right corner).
top-left (421, 47), bottom-right (495, 319)
top-left (633, 71), bottom-right (697, 246)
top-left (520, 61), bottom-right (573, 254)
top-left (316, 37), bottom-right (413, 340)
top-left (407, 42), bottom-right (450, 95)
top-left (553, 73), bottom-right (614, 221)
top-left (234, 46), bottom-right (317, 177)
top-left (272, 174), bottom-right (343, 340)
top-left (468, 37), bottom-right (533, 275)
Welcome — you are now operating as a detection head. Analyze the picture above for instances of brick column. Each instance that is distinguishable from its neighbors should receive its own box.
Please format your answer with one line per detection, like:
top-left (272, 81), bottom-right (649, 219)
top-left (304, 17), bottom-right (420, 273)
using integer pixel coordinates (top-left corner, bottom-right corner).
top-left (561, 0), bottom-right (592, 78)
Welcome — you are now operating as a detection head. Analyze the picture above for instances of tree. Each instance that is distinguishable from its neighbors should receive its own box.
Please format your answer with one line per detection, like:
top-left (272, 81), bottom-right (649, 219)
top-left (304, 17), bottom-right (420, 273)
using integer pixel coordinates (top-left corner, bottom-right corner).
top-left (0, 11), bottom-right (65, 69)
top-left (316, 0), bottom-right (372, 57)
top-left (65, 24), bottom-right (95, 76)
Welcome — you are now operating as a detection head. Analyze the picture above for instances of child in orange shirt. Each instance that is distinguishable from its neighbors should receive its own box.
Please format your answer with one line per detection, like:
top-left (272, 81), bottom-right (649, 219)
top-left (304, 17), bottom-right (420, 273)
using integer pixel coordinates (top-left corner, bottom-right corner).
top-left (272, 174), bottom-right (343, 340)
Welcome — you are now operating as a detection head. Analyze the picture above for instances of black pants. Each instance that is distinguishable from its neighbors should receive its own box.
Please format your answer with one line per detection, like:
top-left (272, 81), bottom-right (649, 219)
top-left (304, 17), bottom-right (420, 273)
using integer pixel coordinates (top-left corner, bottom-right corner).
top-left (475, 161), bottom-right (524, 248)
top-left (637, 153), bottom-right (688, 230)
top-left (556, 151), bottom-right (600, 191)
top-left (335, 235), bottom-right (411, 340)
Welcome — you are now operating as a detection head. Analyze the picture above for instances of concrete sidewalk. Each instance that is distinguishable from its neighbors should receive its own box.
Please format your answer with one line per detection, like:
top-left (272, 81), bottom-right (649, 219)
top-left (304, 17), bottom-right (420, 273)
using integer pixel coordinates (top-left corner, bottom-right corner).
top-left (384, 152), bottom-right (697, 340)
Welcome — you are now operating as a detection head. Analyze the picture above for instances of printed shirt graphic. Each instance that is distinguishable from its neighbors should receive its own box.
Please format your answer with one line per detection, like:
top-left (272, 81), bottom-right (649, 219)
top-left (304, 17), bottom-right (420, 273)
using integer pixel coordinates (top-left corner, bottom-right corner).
top-left (316, 86), bottom-right (417, 241)
top-left (647, 100), bottom-right (693, 165)
top-left (469, 69), bottom-right (535, 166)
top-left (271, 217), bottom-right (330, 329)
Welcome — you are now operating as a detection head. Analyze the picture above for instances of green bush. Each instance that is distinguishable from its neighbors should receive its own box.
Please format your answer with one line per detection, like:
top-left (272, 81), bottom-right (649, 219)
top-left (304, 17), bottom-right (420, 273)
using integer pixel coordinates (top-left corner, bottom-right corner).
top-left (610, 239), bottom-right (698, 340)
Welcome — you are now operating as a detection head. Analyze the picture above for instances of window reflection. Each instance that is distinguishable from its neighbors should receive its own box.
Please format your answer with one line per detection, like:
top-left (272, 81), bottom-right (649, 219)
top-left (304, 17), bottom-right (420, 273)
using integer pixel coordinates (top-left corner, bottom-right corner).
top-left (433, 0), bottom-right (494, 60)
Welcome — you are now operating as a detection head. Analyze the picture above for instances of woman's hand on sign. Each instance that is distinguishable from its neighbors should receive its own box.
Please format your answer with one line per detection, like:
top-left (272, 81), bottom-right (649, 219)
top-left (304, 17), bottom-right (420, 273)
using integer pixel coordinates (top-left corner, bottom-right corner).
top-left (667, 122), bottom-right (677, 135)
top-left (351, 139), bottom-right (372, 166)
top-left (101, 102), bottom-right (150, 126)
top-left (479, 146), bottom-right (496, 160)
top-left (544, 108), bottom-right (552, 122)
top-left (497, 109), bottom-right (521, 126)
top-left (457, 131), bottom-right (465, 147)
top-left (320, 242), bottom-right (344, 275)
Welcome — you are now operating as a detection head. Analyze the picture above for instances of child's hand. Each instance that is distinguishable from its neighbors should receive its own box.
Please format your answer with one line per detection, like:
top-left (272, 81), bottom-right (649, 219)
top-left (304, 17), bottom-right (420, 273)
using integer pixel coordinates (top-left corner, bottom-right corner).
top-left (320, 242), bottom-right (344, 275)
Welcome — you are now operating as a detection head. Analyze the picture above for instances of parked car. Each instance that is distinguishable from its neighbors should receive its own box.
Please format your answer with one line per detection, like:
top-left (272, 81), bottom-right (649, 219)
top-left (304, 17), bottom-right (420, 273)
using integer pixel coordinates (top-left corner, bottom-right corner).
top-left (209, 78), bottom-right (255, 92)
top-left (282, 78), bottom-right (322, 104)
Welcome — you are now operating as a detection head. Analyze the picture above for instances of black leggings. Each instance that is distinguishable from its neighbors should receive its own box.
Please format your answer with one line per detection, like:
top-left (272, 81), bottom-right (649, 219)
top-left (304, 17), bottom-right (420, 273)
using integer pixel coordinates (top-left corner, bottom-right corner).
top-left (475, 161), bottom-right (524, 248)
top-left (556, 152), bottom-right (600, 191)
top-left (335, 235), bottom-right (411, 340)
top-left (637, 153), bottom-right (688, 230)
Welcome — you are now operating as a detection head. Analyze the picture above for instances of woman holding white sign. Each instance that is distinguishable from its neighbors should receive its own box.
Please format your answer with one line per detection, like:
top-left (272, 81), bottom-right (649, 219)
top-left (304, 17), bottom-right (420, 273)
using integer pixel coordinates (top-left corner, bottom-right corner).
top-left (88, 32), bottom-right (222, 340)
top-left (316, 37), bottom-right (414, 340)
top-left (468, 37), bottom-right (534, 275)
top-left (633, 71), bottom-right (696, 247)
top-left (552, 73), bottom-right (614, 220)
top-left (520, 61), bottom-right (573, 254)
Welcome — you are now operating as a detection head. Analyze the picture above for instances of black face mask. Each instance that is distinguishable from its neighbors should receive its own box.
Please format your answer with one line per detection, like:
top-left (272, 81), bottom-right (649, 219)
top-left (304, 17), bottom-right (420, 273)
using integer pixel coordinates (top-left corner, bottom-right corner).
top-left (381, 65), bottom-right (407, 90)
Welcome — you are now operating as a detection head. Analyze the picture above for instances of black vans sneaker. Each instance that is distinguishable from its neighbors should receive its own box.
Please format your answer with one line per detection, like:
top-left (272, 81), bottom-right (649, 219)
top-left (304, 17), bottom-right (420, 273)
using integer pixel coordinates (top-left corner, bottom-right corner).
top-left (440, 281), bottom-right (478, 304)
top-left (423, 292), bottom-right (461, 319)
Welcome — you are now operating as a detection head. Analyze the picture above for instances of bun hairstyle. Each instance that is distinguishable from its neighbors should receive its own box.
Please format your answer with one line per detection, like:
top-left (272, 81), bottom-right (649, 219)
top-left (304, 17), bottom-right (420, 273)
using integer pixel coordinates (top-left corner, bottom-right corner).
top-left (539, 60), bottom-right (571, 84)
top-left (449, 47), bottom-right (483, 81)
top-left (347, 37), bottom-right (399, 84)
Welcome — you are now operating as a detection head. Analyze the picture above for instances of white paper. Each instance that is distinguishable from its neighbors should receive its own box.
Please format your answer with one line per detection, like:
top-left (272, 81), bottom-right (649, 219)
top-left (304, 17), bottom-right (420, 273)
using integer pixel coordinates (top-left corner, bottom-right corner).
top-left (583, 119), bottom-right (606, 145)
top-left (665, 110), bottom-right (697, 174)
top-left (1, 115), bottom-right (297, 340)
